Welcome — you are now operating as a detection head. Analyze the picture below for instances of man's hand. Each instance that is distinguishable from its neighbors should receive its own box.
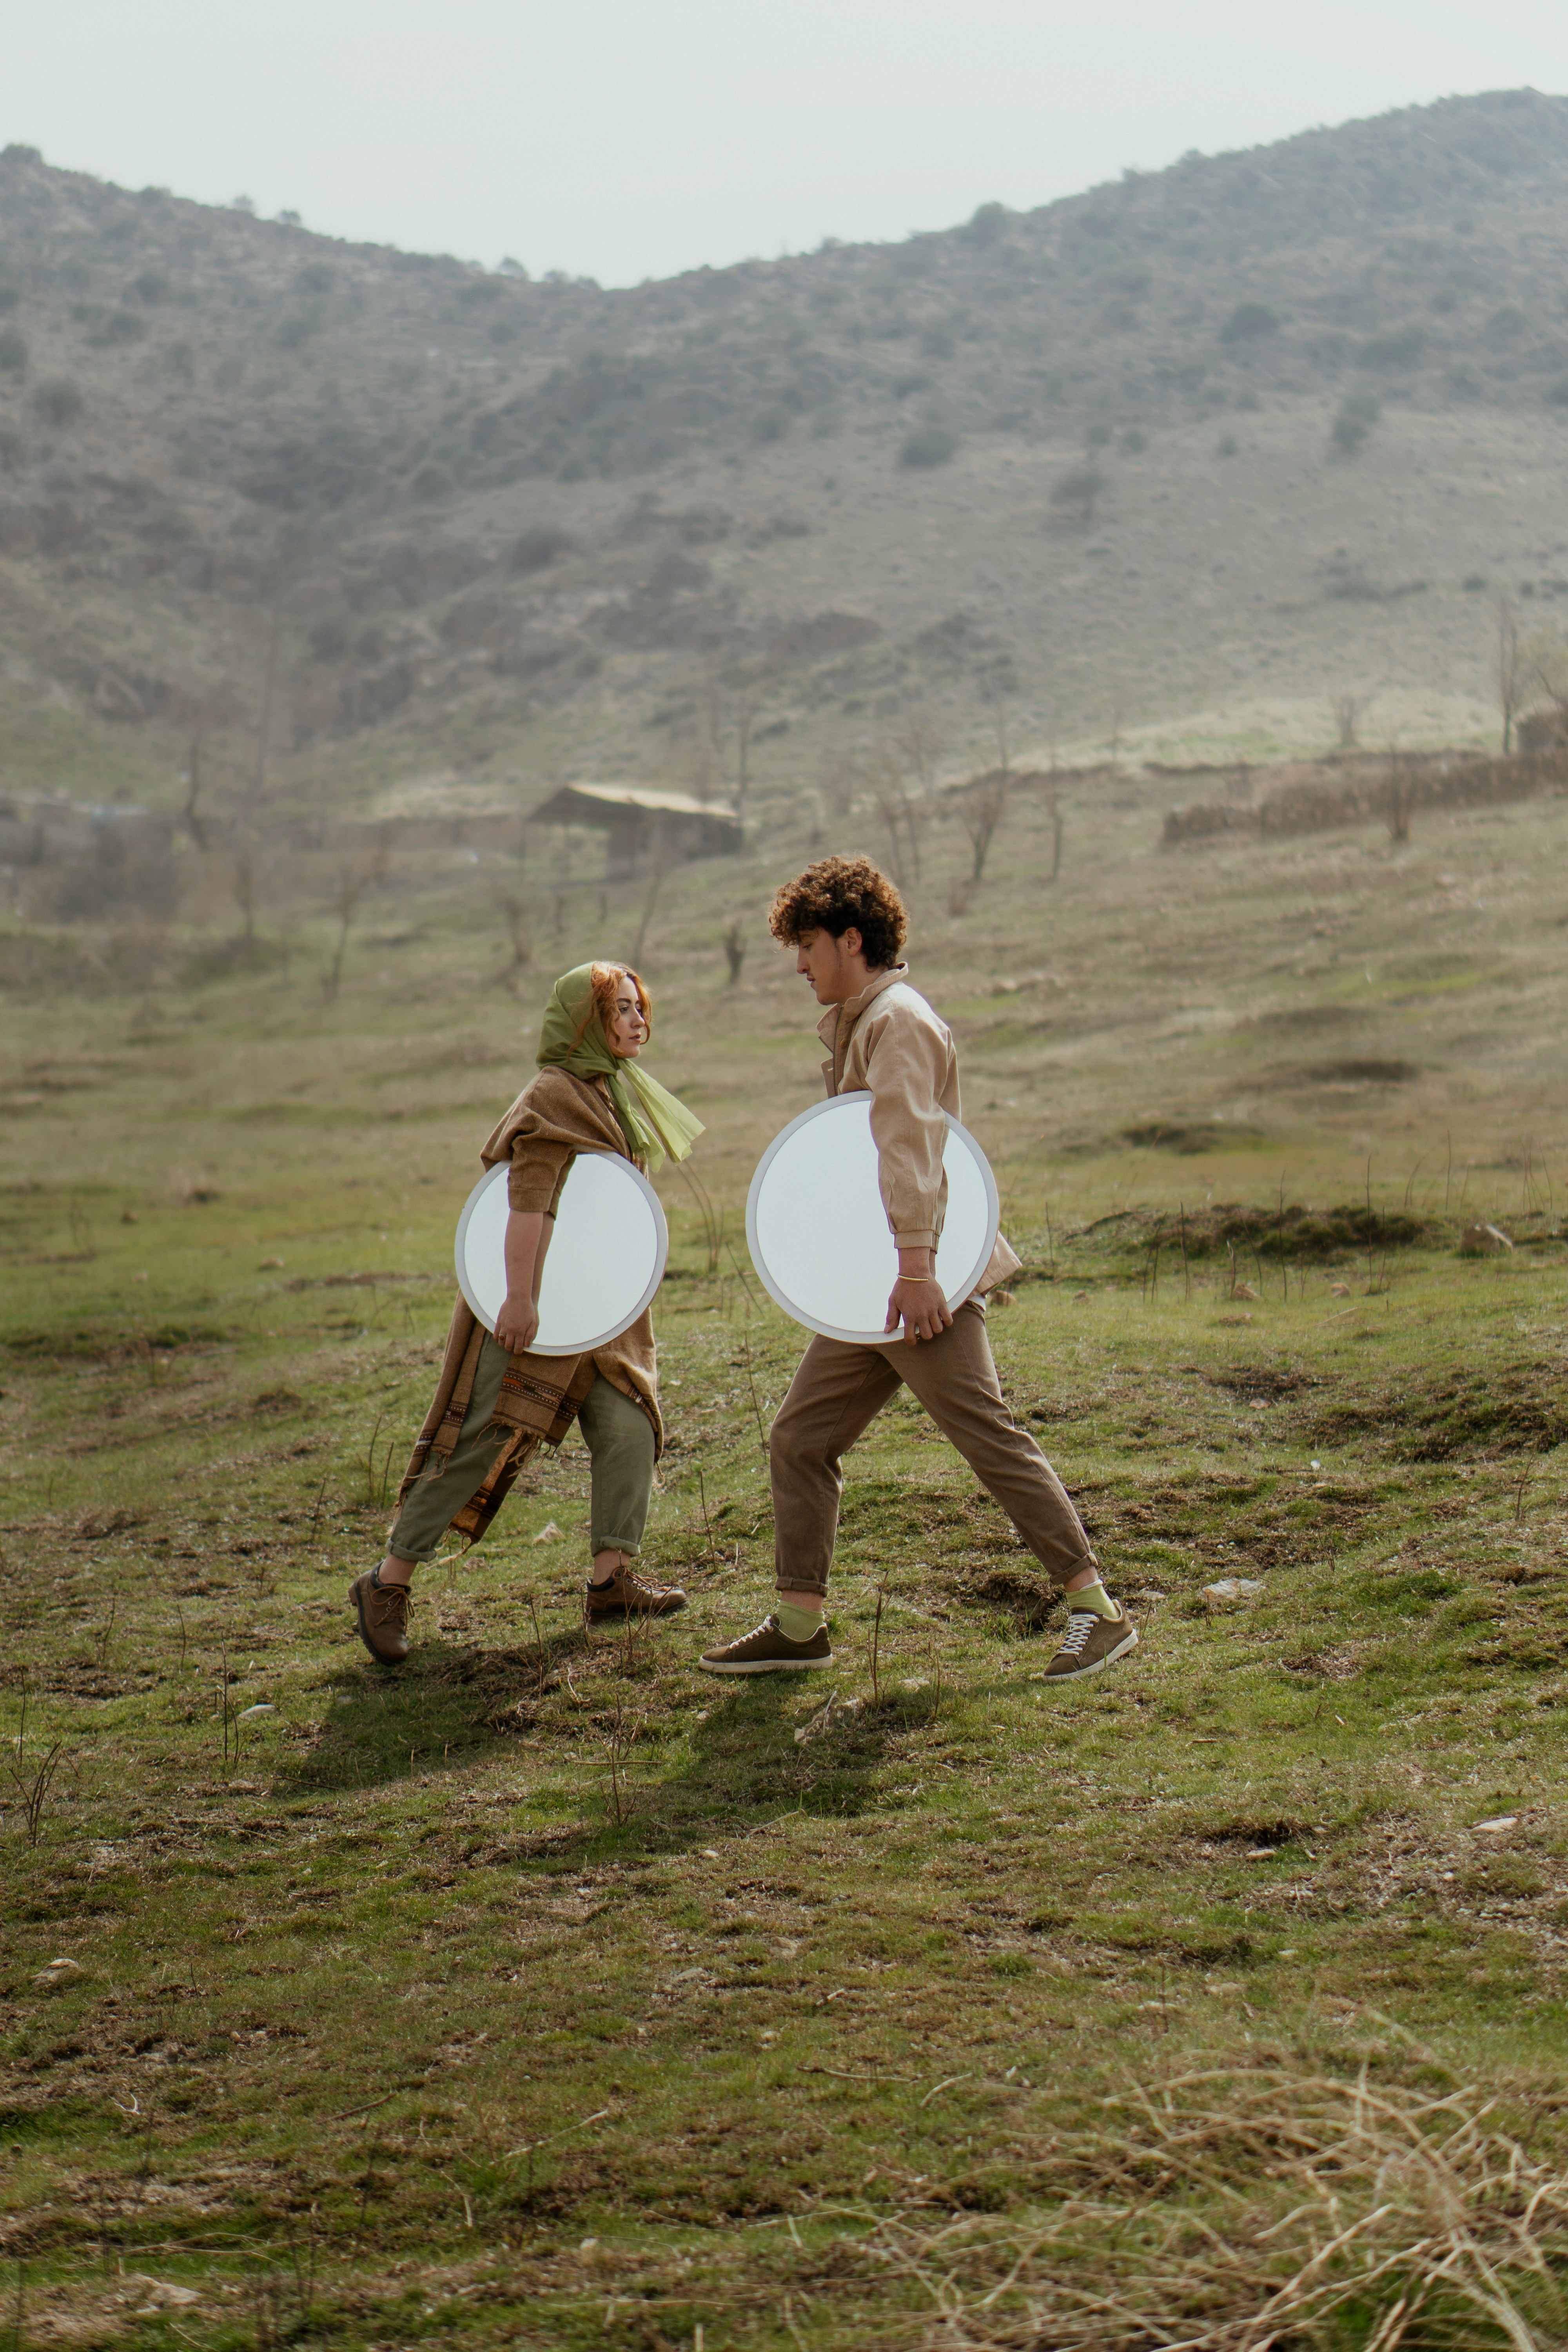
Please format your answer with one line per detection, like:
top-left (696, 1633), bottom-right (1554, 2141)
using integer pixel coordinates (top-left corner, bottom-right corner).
top-left (885, 1267), bottom-right (953, 1346)
top-left (494, 1292), bottom-right (539, 1354)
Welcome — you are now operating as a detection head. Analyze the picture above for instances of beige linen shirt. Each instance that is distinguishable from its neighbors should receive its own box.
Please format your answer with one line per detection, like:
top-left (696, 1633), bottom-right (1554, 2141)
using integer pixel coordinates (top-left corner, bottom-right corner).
top-left (818, 964), bottom-right (1021, 1292)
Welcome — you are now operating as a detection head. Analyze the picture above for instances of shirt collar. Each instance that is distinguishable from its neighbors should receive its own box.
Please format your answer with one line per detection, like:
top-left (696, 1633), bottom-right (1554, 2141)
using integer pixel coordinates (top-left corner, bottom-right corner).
top-left (816, 962), bottom-right (909, 1048)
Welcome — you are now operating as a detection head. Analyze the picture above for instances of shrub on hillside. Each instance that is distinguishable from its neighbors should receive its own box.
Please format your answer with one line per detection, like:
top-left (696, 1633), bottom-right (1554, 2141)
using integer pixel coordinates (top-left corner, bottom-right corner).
top-left (508, 525), bottom-right (575, 575)
top-left (1330, 389), bottom-right (1381, 456)
top-left (89, 308), bottom-right (148, 347)
top-left (0, 326), bottom-right (26, 374)
top-left (1360, 322), bottom-right (1426, 368)
top-left (1220, 300), bottom-right (1280, 343)
top-left (32, 377), bottom-right (82, 426)
top-left (960, 201), bottom-right (1007, 247)
top-left (1050, 462), bottom-right (1106, 521)
top-left (899, 421), bottom-right (958, 469)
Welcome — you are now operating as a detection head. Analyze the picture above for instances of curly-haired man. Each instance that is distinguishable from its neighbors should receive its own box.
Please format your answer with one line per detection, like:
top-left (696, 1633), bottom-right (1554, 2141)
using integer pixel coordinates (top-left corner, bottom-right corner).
top-left (699, 856), bottom-right (1137, 1683)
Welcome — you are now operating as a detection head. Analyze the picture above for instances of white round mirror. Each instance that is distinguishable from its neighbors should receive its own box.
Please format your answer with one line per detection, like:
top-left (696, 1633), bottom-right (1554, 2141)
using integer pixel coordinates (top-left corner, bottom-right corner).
top-left (454, 1153), bottom-right (669, 1354)
top-left (746, 1091), bottom-right (1001, 1343)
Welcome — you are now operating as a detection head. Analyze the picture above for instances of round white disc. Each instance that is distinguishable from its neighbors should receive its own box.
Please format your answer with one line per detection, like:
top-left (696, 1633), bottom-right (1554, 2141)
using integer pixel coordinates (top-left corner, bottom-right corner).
top-left (454, 1152), bottom-right (669, 1354)
top-left (746, 1091), bottom-right (1000, 1343)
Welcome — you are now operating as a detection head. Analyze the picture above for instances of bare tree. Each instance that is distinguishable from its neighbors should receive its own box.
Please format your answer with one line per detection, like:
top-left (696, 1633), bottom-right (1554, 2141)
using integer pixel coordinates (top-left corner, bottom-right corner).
top-left (628, 820), bottom-right (671, 965)
top-left (1332, 687), bottom-right (1379, 750)
top-left (1526, 625), bottom-right (1568, 744)
top-left (492, 897), bottom-right (534, 993)
top-left (233, 846), bottom-right (258, 942)
top-left (732, 672), bottom-right (769, 815)
top-left (693, 648), bottom-right (772, 813)
top-left (955, 769), bottom-right (1011, 885)
top-left (1496, 597), bottom-right (1525, 755)
top-left (891, 707), bottom-right (946, 797)
top-left (818, 751), bottom-right (862, 835)
top-left (240, 610), bottom-right (284, 825)
top-left (868, 746), bottom-right (925, 886)
top-left (1046, 788), bottom-right (1065, 882)
top-left (722, 919), bottom-right (746, 984)
top-left (982, 677), bottom-right (1012, 777)
top-left (323, 856), bottom-right (383, 1002)
top-left (180, 735), bottom-right (211, 849)
top-left (1384, 750), bottom-right (1415, 844)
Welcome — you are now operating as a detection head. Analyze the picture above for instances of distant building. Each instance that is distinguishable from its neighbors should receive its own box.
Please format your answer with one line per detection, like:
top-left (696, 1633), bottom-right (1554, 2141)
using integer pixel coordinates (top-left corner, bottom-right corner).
top-left (529, 783), bottom-right (742, 878)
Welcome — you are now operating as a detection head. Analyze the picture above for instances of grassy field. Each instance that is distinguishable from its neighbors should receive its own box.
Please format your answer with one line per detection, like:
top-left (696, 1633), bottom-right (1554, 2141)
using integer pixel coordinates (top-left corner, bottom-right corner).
top-left (4, 775), bottom-right (1568, 2348)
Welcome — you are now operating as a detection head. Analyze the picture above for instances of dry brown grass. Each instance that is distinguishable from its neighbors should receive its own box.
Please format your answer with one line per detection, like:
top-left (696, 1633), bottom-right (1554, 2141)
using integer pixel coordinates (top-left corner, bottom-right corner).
top-left (836, 2069), bottom-right (1568, 2350)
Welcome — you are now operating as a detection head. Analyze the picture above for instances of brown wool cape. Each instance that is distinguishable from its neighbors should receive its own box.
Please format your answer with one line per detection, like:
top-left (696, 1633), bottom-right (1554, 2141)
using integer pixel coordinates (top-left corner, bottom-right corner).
top-left (394, 1066), bottom-right (663, 1549)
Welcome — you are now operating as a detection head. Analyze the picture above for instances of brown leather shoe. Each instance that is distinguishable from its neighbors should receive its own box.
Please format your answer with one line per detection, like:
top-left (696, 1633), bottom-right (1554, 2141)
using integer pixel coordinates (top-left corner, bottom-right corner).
top-left (584, 1564), bottom-right (687, 1622)
top-left (698, 1613), bottom-right (834, 1675)
top-left (348, 1568), bottom-right (411, 1664)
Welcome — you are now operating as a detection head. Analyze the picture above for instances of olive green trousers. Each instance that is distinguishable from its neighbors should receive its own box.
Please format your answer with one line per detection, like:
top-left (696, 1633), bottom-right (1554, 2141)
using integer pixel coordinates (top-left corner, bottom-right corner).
top-left (388, 1332), bottom-right (655, 1563)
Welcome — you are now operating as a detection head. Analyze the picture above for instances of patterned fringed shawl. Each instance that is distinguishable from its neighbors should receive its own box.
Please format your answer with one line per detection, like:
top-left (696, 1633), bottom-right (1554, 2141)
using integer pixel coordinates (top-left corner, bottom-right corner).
top-left (394, 1067), bottom-right (662, 1550)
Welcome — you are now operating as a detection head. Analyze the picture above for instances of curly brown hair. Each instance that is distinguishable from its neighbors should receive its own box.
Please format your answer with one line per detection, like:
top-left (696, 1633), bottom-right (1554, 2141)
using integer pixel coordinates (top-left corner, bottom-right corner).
top-left (768, 857), bottom-right (907, 969)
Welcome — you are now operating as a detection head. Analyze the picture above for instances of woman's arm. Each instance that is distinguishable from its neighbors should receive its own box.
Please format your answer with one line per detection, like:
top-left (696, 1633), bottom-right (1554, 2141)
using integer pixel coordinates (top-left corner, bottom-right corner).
top-left (495, 1209), bottom-right (546, 1352)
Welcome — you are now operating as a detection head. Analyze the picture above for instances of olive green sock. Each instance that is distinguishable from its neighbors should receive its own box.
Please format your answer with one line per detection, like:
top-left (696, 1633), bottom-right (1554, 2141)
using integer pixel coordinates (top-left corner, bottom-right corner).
top-left (777, 1601), bottom-right (824, 1643)
top-left (1069, 1579), bottom-right (1118, 1620)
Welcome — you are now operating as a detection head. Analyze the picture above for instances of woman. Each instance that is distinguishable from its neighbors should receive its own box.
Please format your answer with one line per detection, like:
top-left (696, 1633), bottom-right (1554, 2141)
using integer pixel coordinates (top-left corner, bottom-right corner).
top-left (349, 961), bottom-right (702, 1665)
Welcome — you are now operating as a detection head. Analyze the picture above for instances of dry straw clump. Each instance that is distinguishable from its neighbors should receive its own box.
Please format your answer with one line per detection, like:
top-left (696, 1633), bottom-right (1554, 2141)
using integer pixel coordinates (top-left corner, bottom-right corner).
top-left (838, 2067), bottom-right (1568, 2350)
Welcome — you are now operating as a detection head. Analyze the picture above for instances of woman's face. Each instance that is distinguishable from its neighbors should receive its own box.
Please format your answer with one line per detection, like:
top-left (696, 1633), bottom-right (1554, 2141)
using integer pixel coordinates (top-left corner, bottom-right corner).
top-left (606, 980), bottom-right (648, 1058)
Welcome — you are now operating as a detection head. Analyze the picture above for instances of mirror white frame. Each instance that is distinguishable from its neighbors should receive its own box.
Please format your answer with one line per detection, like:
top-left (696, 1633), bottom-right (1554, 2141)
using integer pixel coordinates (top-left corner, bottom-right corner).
top-left (454, 1153), bottom-right (669, 1354)
top-left (746, 1090), bottom-right (1001, 1343)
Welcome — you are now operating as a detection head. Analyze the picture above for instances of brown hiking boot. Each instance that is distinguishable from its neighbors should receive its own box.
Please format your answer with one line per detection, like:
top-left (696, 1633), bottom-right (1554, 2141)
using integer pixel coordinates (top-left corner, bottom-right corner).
top-left (348, 1568), bottom-right (411, 1665)
top-left (584, 1564), bottom-right (687, 1623)
top-left (699, 1613), bottom-right (834, 1675)
top-left (1040, 1602), bottom-right (1138, 1684)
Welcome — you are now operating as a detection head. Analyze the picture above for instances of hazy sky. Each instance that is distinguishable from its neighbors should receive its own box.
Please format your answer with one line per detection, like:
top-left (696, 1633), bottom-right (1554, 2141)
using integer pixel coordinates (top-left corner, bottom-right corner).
top-left (8, 1), bottom-right (1568, 286)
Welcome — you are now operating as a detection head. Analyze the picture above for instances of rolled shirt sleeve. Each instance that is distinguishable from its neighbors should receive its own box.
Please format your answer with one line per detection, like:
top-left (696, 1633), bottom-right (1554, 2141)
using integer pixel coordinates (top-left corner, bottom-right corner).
top-left (864, 1009), bottom-right (950, 1248)
top-left (507, 1131), bottom-right (575, 1215)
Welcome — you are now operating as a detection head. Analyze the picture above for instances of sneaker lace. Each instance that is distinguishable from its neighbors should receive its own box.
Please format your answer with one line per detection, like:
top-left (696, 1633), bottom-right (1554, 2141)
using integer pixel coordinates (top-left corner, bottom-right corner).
top-left (1058, 1611), bottom-right (1095, 1657)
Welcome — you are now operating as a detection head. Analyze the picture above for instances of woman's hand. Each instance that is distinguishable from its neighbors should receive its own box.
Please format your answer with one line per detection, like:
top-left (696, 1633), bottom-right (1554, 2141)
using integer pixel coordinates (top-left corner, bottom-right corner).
top-left (495, 1292), bottom-right (539, 1354)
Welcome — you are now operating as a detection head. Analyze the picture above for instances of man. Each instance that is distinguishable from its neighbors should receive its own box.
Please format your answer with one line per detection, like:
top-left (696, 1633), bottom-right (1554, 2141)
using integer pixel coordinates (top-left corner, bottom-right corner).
top-left (699, 855), bottom-right (1136, 1683)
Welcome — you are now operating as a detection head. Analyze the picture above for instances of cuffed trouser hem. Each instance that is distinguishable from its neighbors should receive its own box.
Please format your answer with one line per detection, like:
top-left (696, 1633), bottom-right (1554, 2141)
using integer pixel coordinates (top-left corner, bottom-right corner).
top-left (770, 1298), bottom-right (1096, 1599)
top-left (581, 1372), bottom-right (656, 1559)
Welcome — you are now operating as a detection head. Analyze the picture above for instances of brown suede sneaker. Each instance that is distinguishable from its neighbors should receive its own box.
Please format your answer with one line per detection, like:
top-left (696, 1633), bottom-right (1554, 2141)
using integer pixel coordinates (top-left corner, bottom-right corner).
top-left (348, 1568), bottom-right (411, 1665)
top-left (1040, 1604), bottom-right (1138, 1683)
top-left (584, 1564), bottom-right (687, 1622)
top-left (698, 1613), bottom-right (834, 1675)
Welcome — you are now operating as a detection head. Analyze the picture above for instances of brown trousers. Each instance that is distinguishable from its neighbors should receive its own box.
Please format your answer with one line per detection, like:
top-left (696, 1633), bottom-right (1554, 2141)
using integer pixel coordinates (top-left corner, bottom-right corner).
top-left (769, 1299), bottom-right (1098, 1598)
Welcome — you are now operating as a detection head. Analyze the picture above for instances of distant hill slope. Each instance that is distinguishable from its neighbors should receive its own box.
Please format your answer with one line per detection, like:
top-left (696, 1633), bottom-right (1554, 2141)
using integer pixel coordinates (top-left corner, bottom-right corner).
top-left (2, 89), bottom-right (1568, 823)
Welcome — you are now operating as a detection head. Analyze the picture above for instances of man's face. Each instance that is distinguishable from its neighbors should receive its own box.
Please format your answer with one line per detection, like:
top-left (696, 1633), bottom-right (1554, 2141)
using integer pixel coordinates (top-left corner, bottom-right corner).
top-left (795, 927), bottom-right (864, 1005)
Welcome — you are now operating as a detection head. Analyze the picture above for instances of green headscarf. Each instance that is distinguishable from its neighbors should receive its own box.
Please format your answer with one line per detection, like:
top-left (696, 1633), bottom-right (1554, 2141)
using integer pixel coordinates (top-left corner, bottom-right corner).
top-left (536, 963), bottom-right (704, 1174)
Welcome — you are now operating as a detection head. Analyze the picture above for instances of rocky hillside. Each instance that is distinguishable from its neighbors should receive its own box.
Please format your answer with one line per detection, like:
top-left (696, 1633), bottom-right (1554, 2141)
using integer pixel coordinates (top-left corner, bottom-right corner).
top-left (3, 88), bottom-right (1568, 826)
